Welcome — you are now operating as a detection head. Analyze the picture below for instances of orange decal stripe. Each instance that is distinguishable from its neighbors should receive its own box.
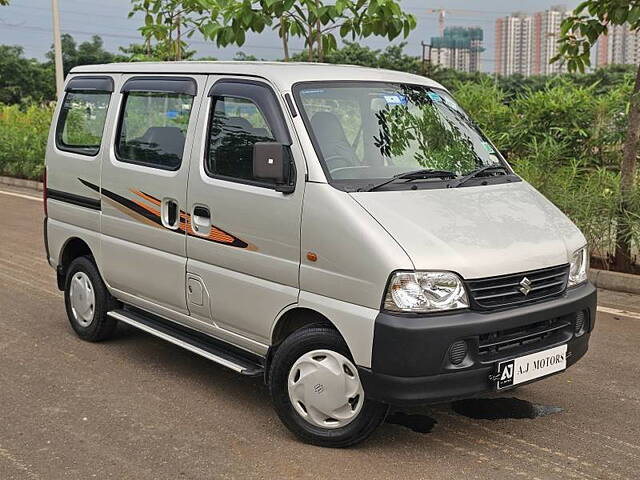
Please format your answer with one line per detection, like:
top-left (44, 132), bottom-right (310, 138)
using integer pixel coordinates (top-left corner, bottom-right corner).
top-left (130, 189), bottom-right (161, 206)
top-left (209, 227), bottom-right (235, 243)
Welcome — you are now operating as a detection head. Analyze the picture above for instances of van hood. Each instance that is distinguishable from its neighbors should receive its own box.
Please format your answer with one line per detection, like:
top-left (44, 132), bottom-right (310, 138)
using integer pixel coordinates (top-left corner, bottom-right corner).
top-left (350, 181), bottom-right (586, 280)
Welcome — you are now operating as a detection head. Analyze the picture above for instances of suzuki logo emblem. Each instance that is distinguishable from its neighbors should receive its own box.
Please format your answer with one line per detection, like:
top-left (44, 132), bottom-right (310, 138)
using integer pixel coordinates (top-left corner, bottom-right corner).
top-left (519, 277), bottom-right (532, 296)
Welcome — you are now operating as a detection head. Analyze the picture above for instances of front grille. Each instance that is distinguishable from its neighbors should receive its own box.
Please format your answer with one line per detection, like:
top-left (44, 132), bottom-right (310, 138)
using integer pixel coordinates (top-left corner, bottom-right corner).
top-left (466, 264), bottom-right (569, 310)
top-left (478, 316), bottom-right (573, 359)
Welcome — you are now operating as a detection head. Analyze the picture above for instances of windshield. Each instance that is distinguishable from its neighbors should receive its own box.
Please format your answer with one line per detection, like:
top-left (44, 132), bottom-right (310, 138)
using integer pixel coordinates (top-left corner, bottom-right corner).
top-left (295, 82), bottom-right (506, 190)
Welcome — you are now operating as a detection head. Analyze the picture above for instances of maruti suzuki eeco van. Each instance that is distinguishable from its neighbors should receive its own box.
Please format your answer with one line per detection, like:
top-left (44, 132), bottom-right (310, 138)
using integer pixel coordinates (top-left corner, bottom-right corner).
top-left (44, 62), bottom-right (596, 447)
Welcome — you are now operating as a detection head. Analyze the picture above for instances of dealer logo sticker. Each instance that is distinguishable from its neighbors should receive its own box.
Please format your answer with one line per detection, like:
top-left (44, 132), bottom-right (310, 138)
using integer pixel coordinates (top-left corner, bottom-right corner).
top-left (497, 360), bottom-right (515, 389)
top-left (495, 344), bottom-right (567, 390)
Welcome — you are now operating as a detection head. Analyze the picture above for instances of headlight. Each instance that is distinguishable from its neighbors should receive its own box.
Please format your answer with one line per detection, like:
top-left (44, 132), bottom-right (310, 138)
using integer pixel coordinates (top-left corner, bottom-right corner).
top-left (384, 271), bottom-right (469, 313)
top-left (568, 246), bottom-right (588, 287)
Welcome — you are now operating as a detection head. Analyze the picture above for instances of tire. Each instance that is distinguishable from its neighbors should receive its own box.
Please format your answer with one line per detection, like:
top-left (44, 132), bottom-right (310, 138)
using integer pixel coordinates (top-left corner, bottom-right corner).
top-left (269, 325), bottom-right (388, 447)
top-left (64, 256), bottom-right (117, 342)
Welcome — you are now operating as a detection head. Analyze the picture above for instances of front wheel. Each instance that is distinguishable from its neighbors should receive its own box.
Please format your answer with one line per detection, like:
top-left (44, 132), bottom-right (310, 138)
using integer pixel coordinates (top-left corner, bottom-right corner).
top-left (269, 325), bottom-right (388, 447)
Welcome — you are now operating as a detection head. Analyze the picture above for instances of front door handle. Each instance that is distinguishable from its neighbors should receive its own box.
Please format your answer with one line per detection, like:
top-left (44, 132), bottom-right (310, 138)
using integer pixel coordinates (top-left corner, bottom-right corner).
top-left (191, 205), bottom-right (211, 235)
top-left (161, 198), bottom-right (180, 230)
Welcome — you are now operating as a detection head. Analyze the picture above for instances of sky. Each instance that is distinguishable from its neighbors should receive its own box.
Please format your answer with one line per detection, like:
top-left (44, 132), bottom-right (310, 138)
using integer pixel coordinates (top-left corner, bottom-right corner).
top-left (0, 0), bottom-right (580, 72)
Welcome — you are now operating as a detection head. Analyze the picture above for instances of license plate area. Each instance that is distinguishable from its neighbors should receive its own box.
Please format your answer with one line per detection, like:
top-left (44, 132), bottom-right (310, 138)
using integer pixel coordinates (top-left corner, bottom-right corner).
top-left (495, 344), bottom-right (567, 389)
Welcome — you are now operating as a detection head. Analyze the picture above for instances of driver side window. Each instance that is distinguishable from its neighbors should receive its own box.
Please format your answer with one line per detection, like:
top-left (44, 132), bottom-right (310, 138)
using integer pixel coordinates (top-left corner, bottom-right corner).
top-left (205, 96), bottom-right (277, 184)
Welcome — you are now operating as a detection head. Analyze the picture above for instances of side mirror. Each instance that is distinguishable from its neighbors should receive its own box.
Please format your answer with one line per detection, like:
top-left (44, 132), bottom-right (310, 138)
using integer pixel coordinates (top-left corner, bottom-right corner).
top-left (253, 142), bottom-right (295, 194)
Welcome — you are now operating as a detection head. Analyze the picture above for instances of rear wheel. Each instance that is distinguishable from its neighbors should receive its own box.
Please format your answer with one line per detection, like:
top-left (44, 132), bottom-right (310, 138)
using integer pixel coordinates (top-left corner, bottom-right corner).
top-left (64, 256), bottom-right (117, 342)
top-left (269, 325), bottom-right (388, 447)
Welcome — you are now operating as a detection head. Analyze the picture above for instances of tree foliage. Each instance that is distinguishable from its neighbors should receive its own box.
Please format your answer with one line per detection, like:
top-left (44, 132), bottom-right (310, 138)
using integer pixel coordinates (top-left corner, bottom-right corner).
top-left (0, 46), bottom-right (55, 104)
top-left (290, 41), bottom-right (420, 72)
top-left (552, 1), bottom-right (640, 72)
top-left (117, 42), bottom-right (197, 61)
top-left (129, 0), bottom-right (210, 60)
top-left (45, 34), bottom-right (118, 76)
top-left (196, 0), bottom-right (415, 61)
top-left (553, 0), bottom-right (640, 271)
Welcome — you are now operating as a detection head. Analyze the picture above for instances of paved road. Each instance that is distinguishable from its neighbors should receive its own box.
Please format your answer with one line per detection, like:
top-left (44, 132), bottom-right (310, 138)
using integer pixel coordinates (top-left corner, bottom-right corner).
top-left (1, 187), bottom-right (640, 480)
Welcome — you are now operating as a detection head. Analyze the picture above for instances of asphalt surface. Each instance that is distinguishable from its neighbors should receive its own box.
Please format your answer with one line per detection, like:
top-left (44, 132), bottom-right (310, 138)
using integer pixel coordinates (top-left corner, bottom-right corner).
top-left (1, 186), bottom-right (640, 480)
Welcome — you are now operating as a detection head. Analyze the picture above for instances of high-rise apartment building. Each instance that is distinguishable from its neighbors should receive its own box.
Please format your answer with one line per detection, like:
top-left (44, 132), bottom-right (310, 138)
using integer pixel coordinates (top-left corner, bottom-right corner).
top-left (495, 13), bottom-right (533, 76)
top-left (429, 27), bottom-right (484, 73)
top-left (495, 7), bottom-right (571, 77)
top-left (596, 24), bottom-right (640, 66)
top-left (531, 8), bottom-right (571, 75)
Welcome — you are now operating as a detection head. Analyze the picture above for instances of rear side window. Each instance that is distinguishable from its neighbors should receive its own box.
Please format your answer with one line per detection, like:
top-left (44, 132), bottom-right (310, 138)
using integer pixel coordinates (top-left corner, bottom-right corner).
top-left (56, 92), bottom-right (111, 156)
top-left (116, 91), bottom-right (194, 170)
top-left (206, 96), bottom-right (277, 183)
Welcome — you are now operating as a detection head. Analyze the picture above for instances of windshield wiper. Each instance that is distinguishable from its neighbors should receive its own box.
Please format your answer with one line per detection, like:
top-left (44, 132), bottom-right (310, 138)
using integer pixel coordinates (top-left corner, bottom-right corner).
top-left (448, 165), bottom-right (509, 188)
top-left (364, 169), bottom-right (457, 192)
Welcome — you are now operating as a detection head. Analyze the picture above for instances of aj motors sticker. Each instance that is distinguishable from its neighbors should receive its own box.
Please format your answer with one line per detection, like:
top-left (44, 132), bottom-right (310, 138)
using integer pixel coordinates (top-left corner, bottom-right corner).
top-left (497, 361), bottom-right (515, 389)
top-left (496, 344), bottom-right (567, 390)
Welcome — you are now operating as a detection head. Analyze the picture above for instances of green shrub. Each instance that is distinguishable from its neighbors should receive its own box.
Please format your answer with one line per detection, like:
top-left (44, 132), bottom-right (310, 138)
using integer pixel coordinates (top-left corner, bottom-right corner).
top-left (0, 103), bottom-right (53, 180)
top-left (456, 79), bottom-right (638, 264)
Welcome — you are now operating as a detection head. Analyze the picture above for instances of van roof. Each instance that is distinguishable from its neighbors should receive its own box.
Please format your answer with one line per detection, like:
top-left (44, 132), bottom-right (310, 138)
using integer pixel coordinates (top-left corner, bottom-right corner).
top-left (70, 61), bottom-right (445, 92)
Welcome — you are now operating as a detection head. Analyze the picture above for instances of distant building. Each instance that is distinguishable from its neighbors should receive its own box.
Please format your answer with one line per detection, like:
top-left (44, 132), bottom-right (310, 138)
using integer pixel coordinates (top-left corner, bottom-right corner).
top-left (531, 8), bottom-right (572, 75)
top-left (495, 13), bottom-right (533, 76)
top-left (429, 27), bottom-right (484, 73)
top-left (495, 7), bottom-right (571, 77)
top-left (596, 24), bottom-right (640, 66)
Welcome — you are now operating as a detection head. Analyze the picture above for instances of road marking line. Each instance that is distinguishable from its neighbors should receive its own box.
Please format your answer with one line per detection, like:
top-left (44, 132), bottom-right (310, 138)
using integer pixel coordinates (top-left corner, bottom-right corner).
top-left (597, 305), bottom-right (640, 320)
top-left (0, 189), bottom-right (42, 202)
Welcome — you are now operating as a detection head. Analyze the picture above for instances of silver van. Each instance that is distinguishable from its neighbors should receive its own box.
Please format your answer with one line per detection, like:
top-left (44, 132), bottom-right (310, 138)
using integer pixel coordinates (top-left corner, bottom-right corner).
top-left (44, 62), bottom-right (596, 447)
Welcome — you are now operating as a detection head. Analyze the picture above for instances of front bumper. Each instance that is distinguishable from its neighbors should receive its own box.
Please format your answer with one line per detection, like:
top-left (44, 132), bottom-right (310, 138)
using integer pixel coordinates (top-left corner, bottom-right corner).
top-left (358, 283), bottom-right (597, 406)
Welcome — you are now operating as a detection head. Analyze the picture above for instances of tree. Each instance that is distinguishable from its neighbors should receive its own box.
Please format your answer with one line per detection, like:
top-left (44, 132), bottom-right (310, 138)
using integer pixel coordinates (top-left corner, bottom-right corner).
top-left (233, 51), bottom-right (260, 61)
top-left (0, 46), bottom-right (55, 104)
top-left (130, 0), bottom-right (210, 61)
top-left (199, 0), bottom-right (416, 62)
top-left (45, 34), bottom-right (117, 75)
top-left (117, 42), bottom-right (197, 61)
top-left (290, 41), bottom-right (420, 72)
top-left (553, 1), bottom-right (640, 272)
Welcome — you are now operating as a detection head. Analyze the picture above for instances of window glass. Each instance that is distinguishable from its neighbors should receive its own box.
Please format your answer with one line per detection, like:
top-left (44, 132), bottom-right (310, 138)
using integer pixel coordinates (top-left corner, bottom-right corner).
top-left (57, 92), bottom-right (111, 155)
top-left (117, 92), bottom-right (193, 170)
top-left (206, 96), bottom-right (276, 183)
top-left (297, 95), bottom-right (363, 161)
top-left (296, 83), bottom-right (505, 189)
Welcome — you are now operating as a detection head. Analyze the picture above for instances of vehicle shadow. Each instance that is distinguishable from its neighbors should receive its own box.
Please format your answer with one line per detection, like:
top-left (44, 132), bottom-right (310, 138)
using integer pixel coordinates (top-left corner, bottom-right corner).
top-left (383, 396), bottom-right (563, 437)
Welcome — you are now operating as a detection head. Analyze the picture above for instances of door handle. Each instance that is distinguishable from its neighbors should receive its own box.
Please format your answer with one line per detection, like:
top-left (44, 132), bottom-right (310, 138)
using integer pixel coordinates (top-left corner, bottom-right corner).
top-left (161, 198), bottom-right (180, 230)
top-left (191, 205), bottom-right (211, 235)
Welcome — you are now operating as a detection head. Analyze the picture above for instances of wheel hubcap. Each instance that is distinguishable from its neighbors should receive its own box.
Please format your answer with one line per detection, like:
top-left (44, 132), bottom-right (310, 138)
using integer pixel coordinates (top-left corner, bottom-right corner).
top-left (287, 349), bottom-right (364, 429)
top-left (69, 272), bottom-right (95, 327)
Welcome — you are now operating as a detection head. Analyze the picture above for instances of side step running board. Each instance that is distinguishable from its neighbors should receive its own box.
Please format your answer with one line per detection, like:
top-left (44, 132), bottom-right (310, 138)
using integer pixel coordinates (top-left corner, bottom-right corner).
top-left (107, 308), bottom-right (264, 377)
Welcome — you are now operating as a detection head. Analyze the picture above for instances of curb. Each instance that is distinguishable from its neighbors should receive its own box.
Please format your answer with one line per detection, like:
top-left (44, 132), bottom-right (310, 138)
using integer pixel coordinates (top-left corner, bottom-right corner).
top-left (0, 176), bottom-right (43, 192)
top-left (589, 268), bottom-right (640, 295)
